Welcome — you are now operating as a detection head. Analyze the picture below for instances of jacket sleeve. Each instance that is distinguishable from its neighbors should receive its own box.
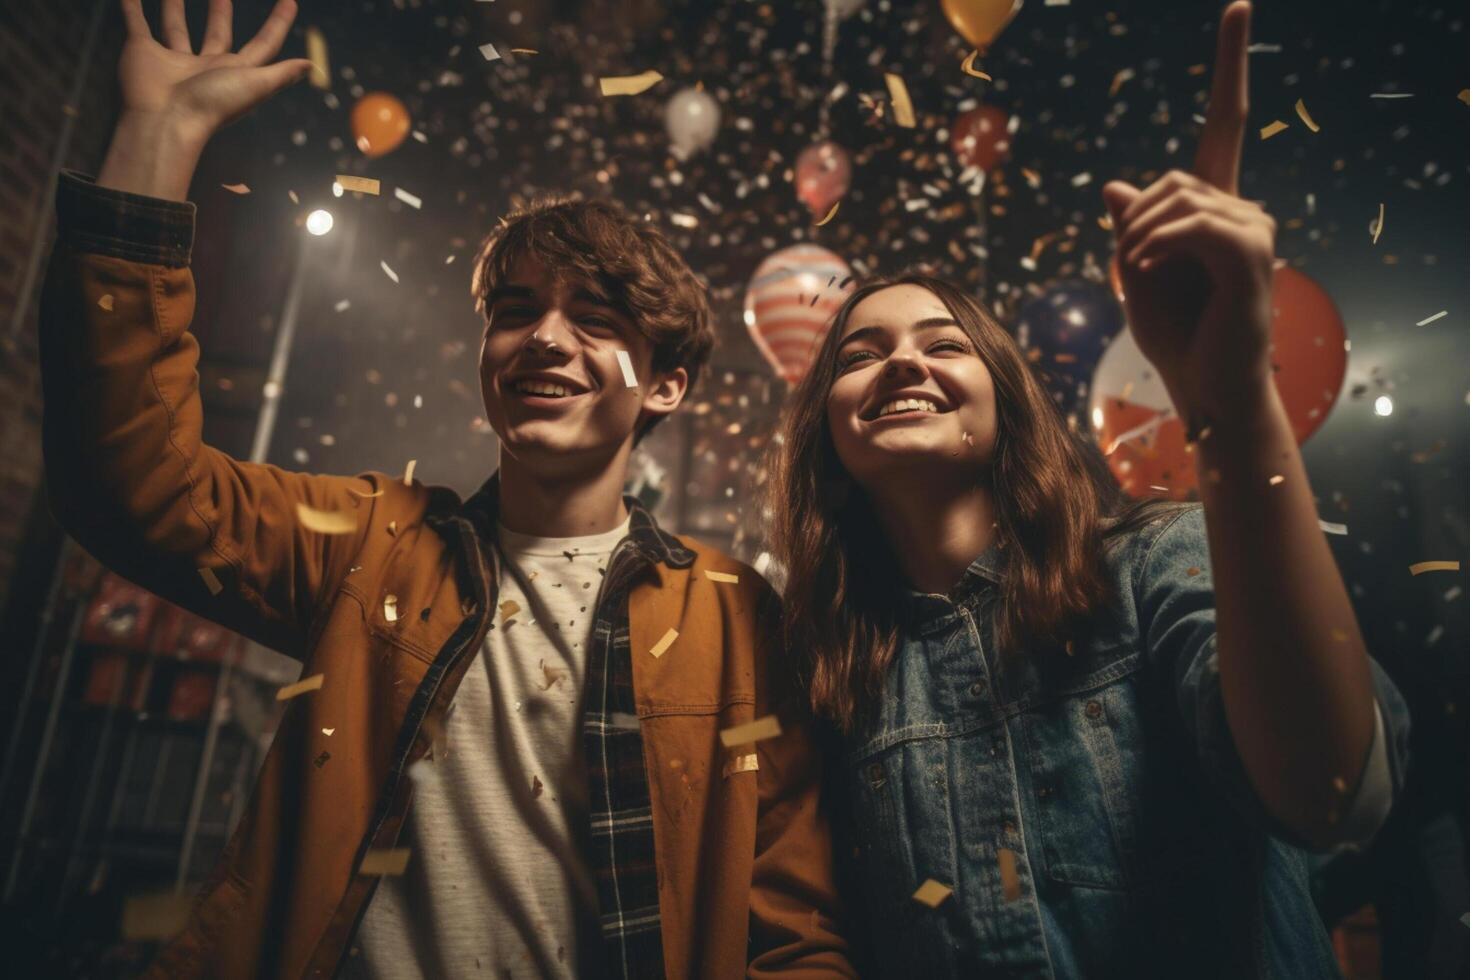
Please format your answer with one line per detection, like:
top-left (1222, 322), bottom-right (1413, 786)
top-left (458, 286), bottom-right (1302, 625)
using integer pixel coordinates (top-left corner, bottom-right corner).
top-left (39, 171), bottom-right (380, 661)
top-left (747, 583), bottom-right (857, 978)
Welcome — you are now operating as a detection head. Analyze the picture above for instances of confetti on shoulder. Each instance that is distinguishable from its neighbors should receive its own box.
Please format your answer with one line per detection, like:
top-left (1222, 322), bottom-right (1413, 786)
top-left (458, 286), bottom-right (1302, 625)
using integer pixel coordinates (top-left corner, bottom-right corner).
top-left (359, 848), bottom-right (412, 876)
top-left (337, 175), bottom-right (380, 195)
top-left (1259, 120), bottom-right (1289, 140)
top-left (719, 715), bottom-right (782, 748)
top-left (912, 879), bottom-right (953, 908)
top-left (704, 570), bottom-right (740, 584)
top-left (1416, 310), bottom-right (1448, 326)
top-left (616, 349), bottom-right (639, 387)
top-left (277, 673), bottom-right (325, 701)
top-left (649, 627), bottom-right (679, 658)
top-left (1410, 561), bottom-right (1460, 576)
top-left (296, 502), bottom-right (356, 534)
top-left (600, 70), bottom-right (663, 97)
top-left (815, 201), bottom-right (840, 226)
top-left (884, 72), bottom-right (916, 128)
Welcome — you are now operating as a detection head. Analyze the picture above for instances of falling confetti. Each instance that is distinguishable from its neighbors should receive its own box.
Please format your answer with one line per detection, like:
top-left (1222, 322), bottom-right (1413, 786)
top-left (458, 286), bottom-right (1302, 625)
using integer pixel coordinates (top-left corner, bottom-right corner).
top-left (1416, 311), bottom-right (1448, 326)
top-left (1372, 203), bottom-right (1384, 244)
top-left (276, 673), bottom-right (325, 701)
top-left (336, 175), bottom-right (380, 195)
top-left (305, 26), bottom-right (330, 89)
top-left (394, 187), bottom-right (423, 209)
top-left (815, 201), bottom-right (840, 226)
top-left (221, 183), bottom-right (250, 194)
top-left (718, 715), bottom-right (782, 748)
top-left (959, 50), bottom-right (991, 81)
top-left (1410, 561), bottom-right (1460, 576)
top-left (723, 752), bottom-right (759, 778)
top-left (884, 73), bottom-right (916, 128)
top-left (1293, 98), bottom-right (1320, 133)
top-left (1259, 120), bottom-right (1289, 139)
top-left (381, 260), bottom-right (399, 283)
top-left (599, 71), bottom-right (664, 97)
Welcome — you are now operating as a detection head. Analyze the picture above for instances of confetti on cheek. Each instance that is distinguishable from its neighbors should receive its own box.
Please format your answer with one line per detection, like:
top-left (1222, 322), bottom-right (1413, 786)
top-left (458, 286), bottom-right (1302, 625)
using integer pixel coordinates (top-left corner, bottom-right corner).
top-left (718, 715), bottom-right (782, 748)
top-left (616, 349), bottom-right (639, 388)
top-left (912, 879), bottom-right (953, 908)
top-left (277, 673), bottom-right (325, 701)
top-left (336, 175), bottom-right (380, 195)
top-left (599, 70), bottom-right (663, 97)
top-left (1410, 561), bottom-right (1460, 576)
top-left (1259, 120), bottom-right (1289, 140)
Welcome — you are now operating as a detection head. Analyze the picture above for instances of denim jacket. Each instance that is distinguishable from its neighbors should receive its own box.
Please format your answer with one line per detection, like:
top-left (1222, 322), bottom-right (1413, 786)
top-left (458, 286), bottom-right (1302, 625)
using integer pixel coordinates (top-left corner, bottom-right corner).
top-left (835, 506), bottom-right (1410, 979)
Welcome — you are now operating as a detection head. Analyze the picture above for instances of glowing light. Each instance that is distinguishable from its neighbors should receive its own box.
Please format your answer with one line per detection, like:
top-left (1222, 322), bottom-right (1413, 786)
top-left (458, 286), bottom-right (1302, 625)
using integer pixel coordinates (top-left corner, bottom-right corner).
top-left (306, 209), bottom-right (334, 236)
top-left (1373, 396), bottom-right (1393, 417)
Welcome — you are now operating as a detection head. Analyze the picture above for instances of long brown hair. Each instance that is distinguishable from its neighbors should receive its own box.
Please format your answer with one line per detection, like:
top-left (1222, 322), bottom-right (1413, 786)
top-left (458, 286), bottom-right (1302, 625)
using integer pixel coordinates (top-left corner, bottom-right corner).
top-left (767, 273), bottom-right (1177, 732)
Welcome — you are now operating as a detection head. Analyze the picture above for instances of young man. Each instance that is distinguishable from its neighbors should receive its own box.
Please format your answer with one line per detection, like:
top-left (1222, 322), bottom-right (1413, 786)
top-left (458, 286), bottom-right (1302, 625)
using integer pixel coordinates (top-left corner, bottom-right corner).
top-left (38, 1), bottom-right (851, 976)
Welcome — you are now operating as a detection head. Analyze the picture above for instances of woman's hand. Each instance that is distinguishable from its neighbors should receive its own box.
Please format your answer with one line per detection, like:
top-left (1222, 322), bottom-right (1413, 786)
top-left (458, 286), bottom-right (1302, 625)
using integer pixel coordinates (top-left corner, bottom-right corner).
top-left (1101, 2), bottom-right (1273, 432)
top-left (100, 0), bottom-right (310, 200)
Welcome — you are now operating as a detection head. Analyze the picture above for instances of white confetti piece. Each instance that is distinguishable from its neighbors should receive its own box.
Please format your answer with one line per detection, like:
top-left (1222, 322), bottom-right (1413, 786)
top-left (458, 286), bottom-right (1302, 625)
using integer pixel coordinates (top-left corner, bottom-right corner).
top-left (1318, 520), bottom-right (1348, 536)
top-left (403, 458), bottom-right (417, 485)
top-left (334, 299), bottom-right (351, 313)
top-left (616, 349), bottom-right (639, 388)
top-left (1416, 310), bottom-right (1448, 326)
top-left (381, 260), bottom-right (399, 283)
top-left (478, 42), bottom-right (501, 62)
top-left (394, 187), bottom-right (422, 209)
top-left (704, 570), bottom-right (740, 583)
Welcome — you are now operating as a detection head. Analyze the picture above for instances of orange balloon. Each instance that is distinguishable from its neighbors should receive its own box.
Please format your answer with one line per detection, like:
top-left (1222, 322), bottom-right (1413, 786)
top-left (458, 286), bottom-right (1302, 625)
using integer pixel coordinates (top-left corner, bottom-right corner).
top-left (351, 93), bottom-right (411, 158)
top-left (940, 0), bottom-right (1021, 50)
top-left (1269, 265), bottom-right (1347, 444)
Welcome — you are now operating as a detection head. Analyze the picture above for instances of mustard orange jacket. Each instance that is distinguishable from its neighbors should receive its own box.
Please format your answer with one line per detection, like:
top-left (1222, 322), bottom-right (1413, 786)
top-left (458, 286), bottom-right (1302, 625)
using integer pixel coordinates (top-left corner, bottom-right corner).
top-left (38, 173), bottom-right (853, 979)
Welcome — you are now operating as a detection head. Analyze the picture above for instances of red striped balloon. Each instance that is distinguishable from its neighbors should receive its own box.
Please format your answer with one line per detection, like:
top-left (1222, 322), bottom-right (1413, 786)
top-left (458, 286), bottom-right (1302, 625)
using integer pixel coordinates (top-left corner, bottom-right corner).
top-left (743, 244), bottom-right (855, 385)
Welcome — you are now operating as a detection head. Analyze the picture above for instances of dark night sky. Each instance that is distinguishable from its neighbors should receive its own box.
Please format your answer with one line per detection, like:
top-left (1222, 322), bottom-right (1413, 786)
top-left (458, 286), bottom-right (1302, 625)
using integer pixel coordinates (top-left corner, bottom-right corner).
top-left (173, 0), bottom-right (1467, 801)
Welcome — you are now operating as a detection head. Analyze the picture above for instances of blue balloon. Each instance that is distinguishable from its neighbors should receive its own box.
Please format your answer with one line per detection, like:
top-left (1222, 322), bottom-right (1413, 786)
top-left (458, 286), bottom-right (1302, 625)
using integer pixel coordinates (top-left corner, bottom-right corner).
top-left (1012, 279), bottom-right (1125, 418)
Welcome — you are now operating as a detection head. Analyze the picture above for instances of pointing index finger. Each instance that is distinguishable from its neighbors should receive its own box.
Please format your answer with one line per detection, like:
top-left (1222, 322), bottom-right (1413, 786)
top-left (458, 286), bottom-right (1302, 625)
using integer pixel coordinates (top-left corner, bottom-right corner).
top-left (1193, 1), bottom-right (1251, 195)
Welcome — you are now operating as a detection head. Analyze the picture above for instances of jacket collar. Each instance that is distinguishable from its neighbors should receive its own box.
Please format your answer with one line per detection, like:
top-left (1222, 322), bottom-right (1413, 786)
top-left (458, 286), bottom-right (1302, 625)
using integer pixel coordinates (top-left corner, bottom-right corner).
top-left (430, 470), bottom-right (695, 571)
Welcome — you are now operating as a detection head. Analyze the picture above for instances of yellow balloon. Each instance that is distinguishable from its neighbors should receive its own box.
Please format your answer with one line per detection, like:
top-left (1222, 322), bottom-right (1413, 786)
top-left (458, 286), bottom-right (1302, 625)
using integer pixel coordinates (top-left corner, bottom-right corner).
top-left (940, 0), bottom-right (1022, 50)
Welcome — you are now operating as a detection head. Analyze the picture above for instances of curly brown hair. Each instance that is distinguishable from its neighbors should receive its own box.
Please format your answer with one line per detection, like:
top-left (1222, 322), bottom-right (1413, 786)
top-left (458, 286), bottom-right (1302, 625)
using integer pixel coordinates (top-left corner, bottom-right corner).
top-left (470, 193), bottom-right (716, 440)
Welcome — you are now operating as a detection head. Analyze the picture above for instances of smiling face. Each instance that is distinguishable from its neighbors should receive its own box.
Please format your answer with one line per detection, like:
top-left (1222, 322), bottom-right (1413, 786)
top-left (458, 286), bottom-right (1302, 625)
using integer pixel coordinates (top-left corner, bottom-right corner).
top-left (826, 284), bottom-right (999, 490)
top-left (478, 255), bottom-right (687, 476)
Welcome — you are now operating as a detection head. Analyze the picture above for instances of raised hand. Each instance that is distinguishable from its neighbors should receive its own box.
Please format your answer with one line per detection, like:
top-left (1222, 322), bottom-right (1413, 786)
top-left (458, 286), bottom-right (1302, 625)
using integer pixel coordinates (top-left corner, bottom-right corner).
top-left (1101, 2), bottom-right (1275, 431)
top-left (100, 0), bottom-right (311, 199)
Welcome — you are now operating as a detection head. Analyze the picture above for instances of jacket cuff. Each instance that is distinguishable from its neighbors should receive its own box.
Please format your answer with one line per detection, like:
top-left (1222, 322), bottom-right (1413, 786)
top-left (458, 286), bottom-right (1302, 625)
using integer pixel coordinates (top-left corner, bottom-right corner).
top-left (56, 169), bottom-right (195, 267)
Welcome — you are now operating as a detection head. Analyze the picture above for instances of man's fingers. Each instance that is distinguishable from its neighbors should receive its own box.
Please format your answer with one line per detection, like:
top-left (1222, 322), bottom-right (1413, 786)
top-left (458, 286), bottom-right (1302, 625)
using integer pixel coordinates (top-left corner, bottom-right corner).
top-left (1193, 1), bottom-right (1251, 194)
top-left (237, 0), bottom-right (298, 66)
top-left (161, 0), bottom-right (193, 53)
top-left (200, 0), bottom-right (234, 56)
top-left (120, 0), bottom-right (152, 40)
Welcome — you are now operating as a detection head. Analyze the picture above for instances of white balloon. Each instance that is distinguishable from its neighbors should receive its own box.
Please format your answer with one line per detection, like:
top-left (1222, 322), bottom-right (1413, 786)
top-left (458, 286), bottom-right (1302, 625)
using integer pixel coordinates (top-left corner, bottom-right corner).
top-left (824, 0), bottom-right (866, 19)
top-left (664, 87), bottom-right (721, 157)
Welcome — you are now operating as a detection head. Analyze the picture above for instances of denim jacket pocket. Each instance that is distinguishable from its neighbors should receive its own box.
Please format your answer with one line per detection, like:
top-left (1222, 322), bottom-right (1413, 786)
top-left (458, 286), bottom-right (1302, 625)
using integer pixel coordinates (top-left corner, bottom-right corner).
top-left (1020, 651), bottom-right (1153, 891)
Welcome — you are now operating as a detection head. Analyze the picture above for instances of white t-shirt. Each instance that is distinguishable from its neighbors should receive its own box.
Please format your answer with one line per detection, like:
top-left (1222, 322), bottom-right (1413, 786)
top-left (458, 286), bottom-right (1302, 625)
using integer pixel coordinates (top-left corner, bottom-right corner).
top-left (350, 517), bottom-right (631, 978)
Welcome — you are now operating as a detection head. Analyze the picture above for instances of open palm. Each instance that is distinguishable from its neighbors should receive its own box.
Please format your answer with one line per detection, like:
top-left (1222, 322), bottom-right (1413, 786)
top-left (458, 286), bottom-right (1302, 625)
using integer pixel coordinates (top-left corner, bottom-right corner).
top-left (118, 0), bottom-right (310, 147)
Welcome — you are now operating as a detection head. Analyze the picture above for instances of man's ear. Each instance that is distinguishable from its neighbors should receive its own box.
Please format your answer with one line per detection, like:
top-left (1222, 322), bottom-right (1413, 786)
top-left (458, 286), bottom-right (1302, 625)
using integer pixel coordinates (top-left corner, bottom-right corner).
top-left (639, 366), bottom-right (689, 425)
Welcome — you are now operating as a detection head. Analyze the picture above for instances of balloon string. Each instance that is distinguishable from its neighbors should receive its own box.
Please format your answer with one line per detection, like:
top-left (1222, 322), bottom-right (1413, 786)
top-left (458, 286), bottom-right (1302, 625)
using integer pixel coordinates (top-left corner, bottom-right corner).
top-left (819, 3), bottom-right (838, 140)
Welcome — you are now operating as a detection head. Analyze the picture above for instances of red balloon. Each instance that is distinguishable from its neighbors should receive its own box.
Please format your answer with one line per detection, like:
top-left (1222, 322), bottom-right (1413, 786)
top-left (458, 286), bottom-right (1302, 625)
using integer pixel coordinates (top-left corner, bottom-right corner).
top-left (351, 92), bottom-right (411, 158)
top-left (1091, 264), bottom-right (1348, 499)
top-left (950, 105), bottom-right (1011, 171)
top-left (795, 141), bottom-right (852, 219)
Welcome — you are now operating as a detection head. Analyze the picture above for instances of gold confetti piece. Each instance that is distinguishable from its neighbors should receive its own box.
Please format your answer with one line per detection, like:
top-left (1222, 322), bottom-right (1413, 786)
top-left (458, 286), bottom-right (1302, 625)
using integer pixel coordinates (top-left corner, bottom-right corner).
top-left (616, 349), bottom-right (639, 387)
top-left (403, 459), bottom-right (417, 485)
top-left (295, 502), bottom-right (356, 534)
top-left (499, 599), bottom-right (521, 621)
top-left (347, 485), bottom-right (383, 498)
top-left (1459, 89), bottom-right (1470, 106)
top-left (1268, 474), bottom-right (1285, 486)
top-left (276, 673), bottom-right (324, 701)
top-left (912, 879), bottom-right (953, 908)
top-left (884, 72), bottom-right (916, 128)
top-left (1372, 203), bottom-right (1384, 244)
top-left (1417, 310), bottom-right (1448, 326)
top-left (359, 848), bottom-right (411, 876)
top-left (704, 570), bottom-right (740, 583)
top-left (387, 520), bottom-right (398, 536)
top-left (336, 175), bottom-right (380, 195)
top-left (97, 293), bottom-right (114, 311)
top-left (998, 848), bottom-right (1021, 901)
top-left (723, 752), bottom-right (759, 778)
top-left (599, 70), bottom-right (664, 97)
top-left (1259, 120), bottom-right (1289, 140)
top-left (719, 715), bottom-right (782, 748)
top-left (959, 50), bottom-right (991, 81)
top-left (1109, 67), bottom-right (1135, 98)
top-left (222, 183), bottom-right (251, 194)
top-left (121, 891), bottom-right (194, 941)
top-left (649, 627), bottom-right (679, 658)
top-left (509, 47), bottom-right (539, 55)
top-left (1331, 775), bottom-right (1348, 794)
top-left (384, 594), bottom-right (399, 622)
top-left (1294, 98), bottom-right (1320, 133)
top-left (322, 727), bottom-right (336, 736)
top-left (198, 566), bottom-right (223, 595)
top-left (306, 26), bottom-right (330, 89)
top-left (815, 201), bottom-right (840, 226)
top-left (1410, 561), bottom-right (1460, 576)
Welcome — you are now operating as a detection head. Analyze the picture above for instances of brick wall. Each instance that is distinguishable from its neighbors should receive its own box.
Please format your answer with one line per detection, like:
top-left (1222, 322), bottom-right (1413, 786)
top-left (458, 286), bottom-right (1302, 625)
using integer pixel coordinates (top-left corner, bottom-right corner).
top-left (0, 0), bottom-right (121, 615)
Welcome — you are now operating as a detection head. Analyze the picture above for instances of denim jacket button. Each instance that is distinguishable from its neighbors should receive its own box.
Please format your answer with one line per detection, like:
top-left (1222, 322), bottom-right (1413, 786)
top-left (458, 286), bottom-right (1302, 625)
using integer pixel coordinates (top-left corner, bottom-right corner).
top-left (968, 679), bottom-right (988, 698)
top-left (1085, 699), bottom-right (1103, 719)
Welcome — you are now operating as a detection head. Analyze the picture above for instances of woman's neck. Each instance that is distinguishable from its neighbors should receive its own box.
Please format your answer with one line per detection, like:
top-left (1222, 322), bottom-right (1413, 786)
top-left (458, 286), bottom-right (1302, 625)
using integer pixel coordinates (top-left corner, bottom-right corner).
top-left (866, 474), bottom-right (997, 595)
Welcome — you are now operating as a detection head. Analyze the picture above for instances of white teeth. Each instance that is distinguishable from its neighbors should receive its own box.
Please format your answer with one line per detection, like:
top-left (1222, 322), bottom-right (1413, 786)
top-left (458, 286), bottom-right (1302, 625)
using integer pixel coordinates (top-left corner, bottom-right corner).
top-left (876, 398), bottom-right (939, 418)
top-left (515, 381), bottom-right (572, 397)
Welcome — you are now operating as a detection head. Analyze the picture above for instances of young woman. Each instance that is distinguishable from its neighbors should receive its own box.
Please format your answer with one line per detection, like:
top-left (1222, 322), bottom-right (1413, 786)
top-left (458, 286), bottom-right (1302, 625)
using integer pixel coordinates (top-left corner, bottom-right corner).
top-left (768, 4), bottom-right (1408, 976)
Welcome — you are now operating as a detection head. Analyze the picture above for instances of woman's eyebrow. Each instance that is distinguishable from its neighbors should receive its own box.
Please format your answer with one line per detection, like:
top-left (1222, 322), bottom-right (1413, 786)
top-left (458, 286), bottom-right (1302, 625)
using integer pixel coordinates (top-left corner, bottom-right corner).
top-left (836, 317), bottom-right (960, 350)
